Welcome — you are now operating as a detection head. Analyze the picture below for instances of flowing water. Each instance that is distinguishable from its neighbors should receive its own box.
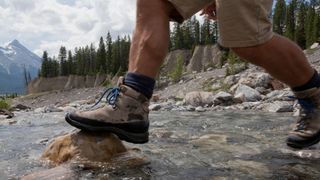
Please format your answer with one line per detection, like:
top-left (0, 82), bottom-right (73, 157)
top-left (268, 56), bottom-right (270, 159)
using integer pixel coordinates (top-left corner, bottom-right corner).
top-left (0, 111), bottom-right (320, 179)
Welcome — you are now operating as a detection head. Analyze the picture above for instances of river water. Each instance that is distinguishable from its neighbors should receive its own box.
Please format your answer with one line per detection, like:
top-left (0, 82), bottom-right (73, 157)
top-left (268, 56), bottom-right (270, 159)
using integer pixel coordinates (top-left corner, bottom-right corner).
top-left (0, 111), bottom-right (319, 179)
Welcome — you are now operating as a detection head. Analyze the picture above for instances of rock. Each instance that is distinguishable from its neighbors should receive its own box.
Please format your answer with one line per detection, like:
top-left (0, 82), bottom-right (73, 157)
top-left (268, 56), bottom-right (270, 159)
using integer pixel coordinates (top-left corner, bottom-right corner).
top-left (213, 91), bottom-right (233, 106)
top-left (195, 106), bottom-right (206, 112)
top-left (235, 85), bottom-right (261, 102)
top-left (59, 106), bottom-right (77, 113)
top-left (233, 93), bottom-right (245, 103)
top-left (184, 91), bottom-right (215, 106)
top-left (149, 104), bottom-right (162, 111)
top-left (22, 165), bottom-right (78, 180)
top-left (238, 73), bottom-right (271, 88)
top-left (186, 105), bottom-right (196, 111)
top-left (10, 104), bottom-right (31, 111)
top-left (42, 131), bottom-right (127, 165)
top-left (0, 109), bottom-right (14, 118)
top-left (226, 160), bottom-right (270, 177)
top-left (223, 75), bottom-right (237, 86)
top-left (44, 106), bottom-right (63, 113)
top-left (263, 101), bottom-right (294, 113)
top-left (34, 107), bottom-right (45, 113)
top-left (187, 45), bottom-right (222, 72)
top-left (151, 94), bottom-right (160, 102)
top-left (310, 42), bottom-right (319, 49)
top-left (161, 49), bottom-right (192, 74)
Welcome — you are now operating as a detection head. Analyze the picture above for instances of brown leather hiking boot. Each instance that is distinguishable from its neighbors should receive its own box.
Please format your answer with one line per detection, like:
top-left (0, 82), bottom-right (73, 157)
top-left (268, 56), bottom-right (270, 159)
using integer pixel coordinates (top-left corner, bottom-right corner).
top-left (65, 77), bottom-right (150, 144)
top-left (287, 87), bottom-right (320, 149)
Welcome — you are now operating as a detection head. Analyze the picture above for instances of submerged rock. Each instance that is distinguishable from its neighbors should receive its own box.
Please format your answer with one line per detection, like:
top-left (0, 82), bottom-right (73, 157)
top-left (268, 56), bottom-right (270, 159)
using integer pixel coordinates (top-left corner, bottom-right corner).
top-left (22, 165), bottom-right (78, 180)
top-left (42, 131), bottom-right (127, 165)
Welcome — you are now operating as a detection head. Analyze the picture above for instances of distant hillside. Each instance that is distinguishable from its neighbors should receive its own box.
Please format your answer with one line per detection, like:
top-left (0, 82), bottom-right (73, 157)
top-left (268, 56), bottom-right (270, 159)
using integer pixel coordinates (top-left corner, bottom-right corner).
top-left (0, 40), bottom-right (41, 94)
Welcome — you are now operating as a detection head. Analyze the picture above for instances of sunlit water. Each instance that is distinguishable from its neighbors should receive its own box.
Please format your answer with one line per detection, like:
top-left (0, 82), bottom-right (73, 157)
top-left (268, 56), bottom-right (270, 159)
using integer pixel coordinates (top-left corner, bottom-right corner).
top-left (0, 111), bottom-right (319, 179)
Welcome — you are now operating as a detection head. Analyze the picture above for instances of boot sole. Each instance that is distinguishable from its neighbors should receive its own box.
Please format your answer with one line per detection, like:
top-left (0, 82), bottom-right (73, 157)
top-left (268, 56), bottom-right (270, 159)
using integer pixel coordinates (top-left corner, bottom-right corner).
top-left (65, 114), bottom-right (149, 144)
top-left (286, 133), bottom-right (320, 149)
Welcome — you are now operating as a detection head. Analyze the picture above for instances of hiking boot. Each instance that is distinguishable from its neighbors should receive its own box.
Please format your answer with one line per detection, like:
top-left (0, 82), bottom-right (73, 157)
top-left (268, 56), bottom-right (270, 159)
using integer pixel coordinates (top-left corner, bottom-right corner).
top-left (287, 87), bottom-right (320, 149)
top-left (65, 77), bottom-right (150, 144)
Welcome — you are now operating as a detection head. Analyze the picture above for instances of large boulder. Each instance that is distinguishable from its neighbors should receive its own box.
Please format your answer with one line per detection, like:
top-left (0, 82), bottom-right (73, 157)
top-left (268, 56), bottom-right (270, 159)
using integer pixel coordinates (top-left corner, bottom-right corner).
top-left (187, 45), bottom-right (222, 72)
top-left (42, 131), bottom-right (127, 165)
top-left (184, 91), bottom-right (215, 106)
top-left (235, 84), bottom-right (261, 102)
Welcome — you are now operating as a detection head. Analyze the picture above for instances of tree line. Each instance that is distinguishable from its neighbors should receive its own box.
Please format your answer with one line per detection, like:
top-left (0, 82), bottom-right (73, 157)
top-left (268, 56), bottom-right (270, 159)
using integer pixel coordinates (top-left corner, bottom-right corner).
top-left (40, 32), bottom-right (130, 78)
top-left (40, 0), bottom-right (320, 78)
top-left (274, 0), bottom-right (320, 49)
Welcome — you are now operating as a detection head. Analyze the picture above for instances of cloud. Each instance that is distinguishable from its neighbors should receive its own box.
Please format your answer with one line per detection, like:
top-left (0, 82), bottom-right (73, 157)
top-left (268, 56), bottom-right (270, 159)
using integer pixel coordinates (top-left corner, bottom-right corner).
top-left (0, 0), bottom-right (136, 56)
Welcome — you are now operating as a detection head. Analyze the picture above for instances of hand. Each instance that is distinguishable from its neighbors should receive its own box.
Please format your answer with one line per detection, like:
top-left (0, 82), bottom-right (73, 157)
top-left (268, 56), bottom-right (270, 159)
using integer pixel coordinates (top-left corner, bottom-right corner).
top-left (200, 2), bottom-right (217, 20)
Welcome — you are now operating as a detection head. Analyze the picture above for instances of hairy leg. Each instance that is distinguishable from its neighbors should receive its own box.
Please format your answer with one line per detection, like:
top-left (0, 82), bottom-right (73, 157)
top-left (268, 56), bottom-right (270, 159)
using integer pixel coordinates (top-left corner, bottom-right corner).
top-left (232, 34), bottom-right (314, 88)
top-left (128, 0), bottom-right (174, 78)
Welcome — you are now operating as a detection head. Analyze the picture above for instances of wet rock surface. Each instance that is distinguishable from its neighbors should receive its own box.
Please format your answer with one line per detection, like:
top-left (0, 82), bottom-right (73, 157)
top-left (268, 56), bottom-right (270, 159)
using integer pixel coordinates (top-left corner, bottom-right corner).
top-left (41, 131), bottom-right (127, 165)
top-left (1, 111), bottom-right (319, 179)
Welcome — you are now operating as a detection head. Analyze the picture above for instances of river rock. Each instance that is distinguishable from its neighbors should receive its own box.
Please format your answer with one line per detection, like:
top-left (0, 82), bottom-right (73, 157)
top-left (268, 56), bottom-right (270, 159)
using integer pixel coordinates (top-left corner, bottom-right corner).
top-left (11, 104), bottom-right (31, 111)
top-left (184, 91), bottom-right (215, 106)
top-left (262, 101), bottom-right (294, 113)
top-left (310, 42), bottom-right (319, 49)
top-left (42, 131), bottom-right (127, 165)
top-left (149, 104), bottom-right (162, 111)
top-left (238, 73), bottom-right (271, 88)
top-left (22, 165), bottom-right (78, 180)
top-left (235, 85), bottom-right (261, 102)
top-left (44, 106), bottom-right (63, 113)
top-left (0, 109), bottom-right (14, 118)
top-left (213, 91), bottom-right (233, 106)
top-left (195, 106), bottom-right (206, 112)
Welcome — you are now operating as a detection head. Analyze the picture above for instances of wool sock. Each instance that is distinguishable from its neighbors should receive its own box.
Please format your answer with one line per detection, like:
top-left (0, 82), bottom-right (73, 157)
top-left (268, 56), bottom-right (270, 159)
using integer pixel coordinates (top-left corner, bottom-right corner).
top-left (292, 70), bottom-right (320, 91)
top-left (124, 72), bottom-right (155, 99)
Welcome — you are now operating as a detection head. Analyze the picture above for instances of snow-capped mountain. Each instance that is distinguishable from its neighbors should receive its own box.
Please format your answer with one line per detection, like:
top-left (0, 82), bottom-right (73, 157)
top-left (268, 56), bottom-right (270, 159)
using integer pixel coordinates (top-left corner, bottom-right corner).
top-left (0, 40), bottom-right (41, 94)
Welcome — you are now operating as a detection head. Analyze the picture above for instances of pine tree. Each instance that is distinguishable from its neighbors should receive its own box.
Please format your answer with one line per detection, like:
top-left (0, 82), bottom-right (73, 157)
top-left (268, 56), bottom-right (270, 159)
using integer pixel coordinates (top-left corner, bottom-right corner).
top-left (67, 50), bottom-right (75, 75)
top-left (106, 32), bottom-right (113, 74)
top-left (295, 0), bottom-right (307, 49)
top-left (58, 46), bottom-right (68, 76)
top-left (285, 0), bottom-right (297, 41)
top-left (273, 0), bottom-right (286, 35)
top-left (96, 37), bottom-right (107, 73)
top-left (40, 51), bottom-right (49, 77)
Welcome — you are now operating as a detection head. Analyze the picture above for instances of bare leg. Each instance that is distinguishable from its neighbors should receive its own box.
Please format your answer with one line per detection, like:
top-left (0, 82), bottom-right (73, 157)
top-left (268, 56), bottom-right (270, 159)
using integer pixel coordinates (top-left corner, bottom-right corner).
top-left (128, 0), bottom-right (173, 78)
top-left (232, 34), bottom-right (314, 88)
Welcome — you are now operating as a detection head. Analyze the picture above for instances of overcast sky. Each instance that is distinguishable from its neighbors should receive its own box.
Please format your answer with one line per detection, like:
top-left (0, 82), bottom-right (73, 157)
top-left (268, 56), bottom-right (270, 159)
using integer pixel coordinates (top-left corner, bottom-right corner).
top-left (0, 0), bottom-right (137, 56)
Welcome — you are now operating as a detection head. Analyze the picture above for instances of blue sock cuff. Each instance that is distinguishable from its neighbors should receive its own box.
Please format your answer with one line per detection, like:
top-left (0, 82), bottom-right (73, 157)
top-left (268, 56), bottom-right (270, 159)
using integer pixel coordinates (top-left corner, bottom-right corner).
top-left (124, 72), bottom-right (155, 99)
top-left (292, 70), bottom-right (320, 91)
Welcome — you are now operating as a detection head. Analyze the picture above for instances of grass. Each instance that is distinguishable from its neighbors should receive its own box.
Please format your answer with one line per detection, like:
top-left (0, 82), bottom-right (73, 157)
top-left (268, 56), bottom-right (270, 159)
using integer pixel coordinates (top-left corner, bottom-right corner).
top-left (0, 99), bottom-right (10, 110)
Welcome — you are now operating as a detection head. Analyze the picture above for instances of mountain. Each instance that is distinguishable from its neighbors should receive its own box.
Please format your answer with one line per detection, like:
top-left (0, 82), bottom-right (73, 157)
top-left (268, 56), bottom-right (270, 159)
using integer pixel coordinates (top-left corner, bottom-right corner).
top-left (0, 40), bottom-right (41, 94)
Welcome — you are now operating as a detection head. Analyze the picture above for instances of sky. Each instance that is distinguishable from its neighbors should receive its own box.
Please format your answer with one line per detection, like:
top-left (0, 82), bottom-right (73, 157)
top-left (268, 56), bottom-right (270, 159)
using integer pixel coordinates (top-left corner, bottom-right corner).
top-left (0, 0), bottom-right (137, 56)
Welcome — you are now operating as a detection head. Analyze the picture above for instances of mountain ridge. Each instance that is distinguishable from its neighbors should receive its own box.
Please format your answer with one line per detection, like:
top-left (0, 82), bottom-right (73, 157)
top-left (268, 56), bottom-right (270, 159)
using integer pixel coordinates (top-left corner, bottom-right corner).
top-left (0, 40), bottom-right (41, 94)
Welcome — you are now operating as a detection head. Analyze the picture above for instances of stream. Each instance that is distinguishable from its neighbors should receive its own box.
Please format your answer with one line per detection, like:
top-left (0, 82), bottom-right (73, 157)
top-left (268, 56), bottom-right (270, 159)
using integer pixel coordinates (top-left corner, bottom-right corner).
top-left (0, 111), bottom-right (319, 179)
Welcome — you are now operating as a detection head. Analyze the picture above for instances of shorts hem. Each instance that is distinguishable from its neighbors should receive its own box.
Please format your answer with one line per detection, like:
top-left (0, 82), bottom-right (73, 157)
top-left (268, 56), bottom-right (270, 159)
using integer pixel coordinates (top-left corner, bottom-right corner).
top-left (219, 32), bottom-right (274, 48)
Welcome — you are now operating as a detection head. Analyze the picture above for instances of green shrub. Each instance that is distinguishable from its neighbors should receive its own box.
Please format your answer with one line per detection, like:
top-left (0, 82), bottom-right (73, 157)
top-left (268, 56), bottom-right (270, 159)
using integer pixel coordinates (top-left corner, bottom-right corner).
top-left (102, 79), bottom-right (112, 87)
top-left (225, 51), bottom-right (248, 76)
top-left (0, 99), bottom-right (10, 109)
top-left (169, 54), bottom-right (184, 82)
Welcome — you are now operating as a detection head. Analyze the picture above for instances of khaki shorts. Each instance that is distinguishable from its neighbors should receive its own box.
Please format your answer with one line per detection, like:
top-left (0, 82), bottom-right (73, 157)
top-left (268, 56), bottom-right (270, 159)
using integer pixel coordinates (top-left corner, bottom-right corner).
top-left (168, 0), bottom-right (274, 48)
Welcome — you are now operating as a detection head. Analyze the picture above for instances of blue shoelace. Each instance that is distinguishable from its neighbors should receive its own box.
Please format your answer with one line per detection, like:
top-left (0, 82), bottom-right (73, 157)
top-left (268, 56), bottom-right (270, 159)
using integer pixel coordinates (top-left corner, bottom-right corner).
top-left (91, 87), bottom-right (121, 108)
